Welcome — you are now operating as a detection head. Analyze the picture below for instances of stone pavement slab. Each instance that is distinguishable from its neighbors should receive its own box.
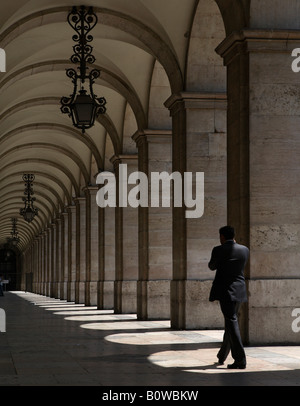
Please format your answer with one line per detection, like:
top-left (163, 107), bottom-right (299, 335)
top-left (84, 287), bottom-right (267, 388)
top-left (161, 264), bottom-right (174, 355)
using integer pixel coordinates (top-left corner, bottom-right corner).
top-left (0, 292), bottom-right (299, 387)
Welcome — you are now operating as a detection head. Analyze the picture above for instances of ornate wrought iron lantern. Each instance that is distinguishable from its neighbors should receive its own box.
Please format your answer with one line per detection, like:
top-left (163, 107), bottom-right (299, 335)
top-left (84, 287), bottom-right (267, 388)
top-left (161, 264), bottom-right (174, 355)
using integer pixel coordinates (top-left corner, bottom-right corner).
top-left (60, 6), bottom-right (106, 133)
top-left (9, 218), bottom-right (20, 246)
top-left (20, 174), bottom-right (39, 223)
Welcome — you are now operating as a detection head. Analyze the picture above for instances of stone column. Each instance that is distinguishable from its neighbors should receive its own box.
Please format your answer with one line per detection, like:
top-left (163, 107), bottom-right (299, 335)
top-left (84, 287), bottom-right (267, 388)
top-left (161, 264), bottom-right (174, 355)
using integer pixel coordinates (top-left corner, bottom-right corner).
top-left (165, 92), bottom-right (227, 330)
top-left (32, 243), bottom-right (36, 293)
top-left (36, 237), bottom-right (41, 294)
top-left (96, 197), bottom-right (105, 310)
top-left (40, 235), bottom-right (44, 294)
top-left (45, 227), bottom-right (51, 296)
top-left (39, 233), bottom-right (45, 295)
top-left (216, 30), bottom-right (300, 344)
top-left (33, 239), bottom-right (38, 293)
top-left (32, 238), bottom-right (39, 293)
top-left (54, 217), bottom-right (61, 299)
top-left (84, 187), bottom-right (102, 306)
top-left (60, 211), bottom-right (69, 300)
top-left (74, 197), bottom-right (86, 304)
top-left (50, 222), bottom-right (56, 298)
top-left (29, 244), bottom-right (34, 292)
top-left (67, 205), bottom-right (77, 302)
top-left (42, 231), bottom-right (47, 296)
top-left (133, 130), bottom-right (172, 320)
top-left (101, 196), bottom-right (115, 310)
top-left (112, 155), bottom-right (139, 314)
top-left (27, 245), bottom-right (31, 291)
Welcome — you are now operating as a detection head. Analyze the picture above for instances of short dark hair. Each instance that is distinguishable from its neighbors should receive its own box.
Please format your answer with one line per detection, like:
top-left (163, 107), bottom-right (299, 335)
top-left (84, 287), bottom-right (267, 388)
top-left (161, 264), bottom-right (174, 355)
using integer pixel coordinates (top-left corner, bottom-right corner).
top-left (219, 226), bottom-right (235, 240)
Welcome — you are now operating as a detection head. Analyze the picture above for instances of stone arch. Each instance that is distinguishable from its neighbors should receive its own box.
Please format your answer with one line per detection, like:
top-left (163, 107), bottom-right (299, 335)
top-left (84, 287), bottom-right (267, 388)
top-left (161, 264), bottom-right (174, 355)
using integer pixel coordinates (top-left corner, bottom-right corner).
top-left (12, 170), bottom-right (72, 207)
top-left (122, 102), bottom-right (138, 154)
top-left (0, 143), bottom-right (90, 186)
top-left (90, 155), bottom-right (99, 185)
top-left (186, 0), bottom-right (226, 92)
top-left (0, 60), bottom-right (147, 134)
top-left (0, 6), bottom-right (183, 93)
top-left (148, 60), bottom-right (172, 130)
top-left (215, 0), bottom-right (250, 34)
top-left (0, 122), bottom-right (103, 173)
top-left (0, 217), bottom-right (36, 243)
top-left (0, 203), bottom-right (46, 232)
top-left (0, 159), bottom-right (80, 198)
top-left (104, 133), bottom-right (115, 171)
top-left (0, 186), bottom-right (60, 219)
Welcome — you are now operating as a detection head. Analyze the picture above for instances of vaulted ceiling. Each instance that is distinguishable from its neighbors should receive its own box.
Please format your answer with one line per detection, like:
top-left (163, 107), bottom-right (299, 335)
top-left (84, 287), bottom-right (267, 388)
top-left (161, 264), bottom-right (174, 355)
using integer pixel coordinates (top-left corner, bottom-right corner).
top-left (0, 0), bottom-right (232, 251)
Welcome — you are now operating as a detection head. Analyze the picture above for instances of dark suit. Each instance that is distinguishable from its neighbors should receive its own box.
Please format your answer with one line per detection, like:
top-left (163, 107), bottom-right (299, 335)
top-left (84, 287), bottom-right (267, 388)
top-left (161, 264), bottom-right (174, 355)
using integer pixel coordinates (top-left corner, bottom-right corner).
top-left (208, 240), bottom-right (249, 365)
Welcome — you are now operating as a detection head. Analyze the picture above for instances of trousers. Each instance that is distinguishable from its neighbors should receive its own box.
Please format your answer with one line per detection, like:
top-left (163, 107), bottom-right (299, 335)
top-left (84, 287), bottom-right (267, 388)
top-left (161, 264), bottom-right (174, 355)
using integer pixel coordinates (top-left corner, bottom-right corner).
top-left (217, 300), bottom-right (246, 364)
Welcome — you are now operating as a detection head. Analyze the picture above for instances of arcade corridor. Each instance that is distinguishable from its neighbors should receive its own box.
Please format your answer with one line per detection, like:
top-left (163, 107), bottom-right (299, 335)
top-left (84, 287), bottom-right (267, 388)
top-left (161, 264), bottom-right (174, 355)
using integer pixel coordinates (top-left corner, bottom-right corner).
top-left (0, 2), bottom-right (300, 389)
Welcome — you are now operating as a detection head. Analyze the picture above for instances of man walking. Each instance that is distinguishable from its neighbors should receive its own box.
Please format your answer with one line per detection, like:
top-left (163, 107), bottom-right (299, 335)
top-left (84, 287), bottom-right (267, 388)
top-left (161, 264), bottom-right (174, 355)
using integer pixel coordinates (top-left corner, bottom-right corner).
top-left (208, 226), bottom-right (249, 369)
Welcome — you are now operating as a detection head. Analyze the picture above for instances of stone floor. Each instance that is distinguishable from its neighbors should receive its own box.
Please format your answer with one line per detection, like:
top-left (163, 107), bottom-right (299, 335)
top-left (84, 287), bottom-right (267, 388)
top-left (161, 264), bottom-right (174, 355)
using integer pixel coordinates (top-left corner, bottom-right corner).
top-left (0, 291), bottom-right (300, 387)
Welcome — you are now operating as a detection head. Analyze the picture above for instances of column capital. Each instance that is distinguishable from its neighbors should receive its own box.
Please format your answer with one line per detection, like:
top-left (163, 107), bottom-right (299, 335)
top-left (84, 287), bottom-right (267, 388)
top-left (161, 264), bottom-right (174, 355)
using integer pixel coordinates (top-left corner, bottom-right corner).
top-left (132, 129), bottom-right (172, 147)
top-left (60, 211), bottom-right (69, 220)
top-left (66, 204), bottom-right (76, 213)
top-left (54, 217), bottom-right (61, 225)
top-left (73, 196), bottom-right (86, 206)
top-left (110, 154), bottom-right (138, 170)
top-left (164, 92), bottom-right (227, 115)
top-left (216, 29), bottom-right (300, 65)
top-left (82, 186), bottom-right (99, 196)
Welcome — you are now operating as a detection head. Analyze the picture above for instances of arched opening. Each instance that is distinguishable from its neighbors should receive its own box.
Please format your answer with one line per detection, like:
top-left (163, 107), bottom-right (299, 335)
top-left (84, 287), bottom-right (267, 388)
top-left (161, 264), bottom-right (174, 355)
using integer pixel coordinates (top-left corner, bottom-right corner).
top-left (0, 247), bottom-right (18, 291)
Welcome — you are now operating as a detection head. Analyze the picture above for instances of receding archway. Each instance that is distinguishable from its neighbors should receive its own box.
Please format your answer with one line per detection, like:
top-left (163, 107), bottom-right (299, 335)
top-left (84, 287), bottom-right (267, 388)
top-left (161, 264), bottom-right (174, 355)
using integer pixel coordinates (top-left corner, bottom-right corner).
top-left (0, 248), bottom-right (19, 291)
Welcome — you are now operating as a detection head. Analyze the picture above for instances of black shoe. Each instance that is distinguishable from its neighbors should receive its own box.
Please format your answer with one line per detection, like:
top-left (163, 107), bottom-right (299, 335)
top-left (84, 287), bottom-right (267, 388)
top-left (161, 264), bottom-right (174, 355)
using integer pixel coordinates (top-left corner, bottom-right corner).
top-left (217, 358), bottom-right (224, 365)
top-left (227, 362), bottom-right (246, 369)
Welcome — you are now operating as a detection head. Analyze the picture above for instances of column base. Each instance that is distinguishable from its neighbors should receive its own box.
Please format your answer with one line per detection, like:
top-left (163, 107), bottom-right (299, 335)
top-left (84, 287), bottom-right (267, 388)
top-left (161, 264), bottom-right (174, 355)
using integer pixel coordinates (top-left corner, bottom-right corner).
top-left (97, 281), bottom-right (114, 310)
top-left (171, 280), bottom-right (223, 330)
top-left (75, 281), bottom-right (85, 304)
top-left (67, 281), bottom-right (76, 302)
top-left (85, 281), bottom-right (98, 306)
top-left (114, 281), bottom-right (136, 314)
top-left (248, 279), bottom-right (300, 344)
top-left (137, 280), bottom-right (170, 320)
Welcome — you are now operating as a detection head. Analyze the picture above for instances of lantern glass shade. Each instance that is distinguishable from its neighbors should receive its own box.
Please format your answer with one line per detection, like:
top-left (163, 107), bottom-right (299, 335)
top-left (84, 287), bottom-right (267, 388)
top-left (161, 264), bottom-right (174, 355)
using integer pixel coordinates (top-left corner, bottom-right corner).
top-left (23, 207), bottom-right (35, 223)
top-left (72, 90), bottom-right (96, 128)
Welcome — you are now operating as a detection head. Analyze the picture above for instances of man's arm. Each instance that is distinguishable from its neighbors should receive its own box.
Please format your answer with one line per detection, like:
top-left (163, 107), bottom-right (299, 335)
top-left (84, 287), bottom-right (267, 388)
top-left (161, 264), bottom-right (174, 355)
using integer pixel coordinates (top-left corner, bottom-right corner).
top-left (208, 247), bottom-right (219, 270)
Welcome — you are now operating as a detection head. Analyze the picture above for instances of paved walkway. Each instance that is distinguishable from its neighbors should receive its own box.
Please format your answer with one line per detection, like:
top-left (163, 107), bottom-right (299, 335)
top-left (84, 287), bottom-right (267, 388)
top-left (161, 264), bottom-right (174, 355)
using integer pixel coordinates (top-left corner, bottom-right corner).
top-left (0, 291), bottom-right (299, 387)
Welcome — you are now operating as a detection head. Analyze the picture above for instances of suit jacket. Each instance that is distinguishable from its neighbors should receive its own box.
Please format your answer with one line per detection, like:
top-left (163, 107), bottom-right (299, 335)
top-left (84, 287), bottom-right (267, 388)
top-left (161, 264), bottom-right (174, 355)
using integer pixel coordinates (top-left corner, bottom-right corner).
top-left (208, 240), bottom-right (249, 302)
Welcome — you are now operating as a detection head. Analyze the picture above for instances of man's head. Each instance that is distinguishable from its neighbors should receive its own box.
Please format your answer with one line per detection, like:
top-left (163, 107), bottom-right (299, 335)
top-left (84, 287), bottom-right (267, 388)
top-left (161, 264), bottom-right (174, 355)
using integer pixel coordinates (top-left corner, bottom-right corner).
top-left (219, 226), bottom-right (235, 244)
